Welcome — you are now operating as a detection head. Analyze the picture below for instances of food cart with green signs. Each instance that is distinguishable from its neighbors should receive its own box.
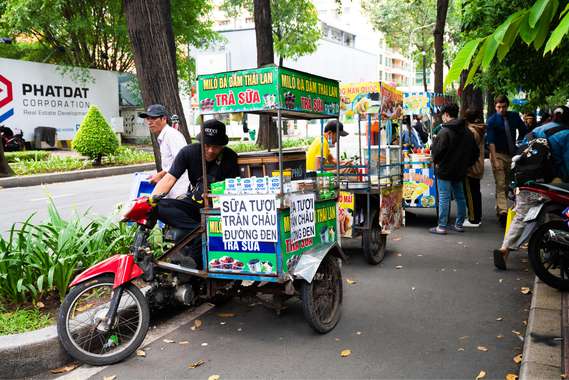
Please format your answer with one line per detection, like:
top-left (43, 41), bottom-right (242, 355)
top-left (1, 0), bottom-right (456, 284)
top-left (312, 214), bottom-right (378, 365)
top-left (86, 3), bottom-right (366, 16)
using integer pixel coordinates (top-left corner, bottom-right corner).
top-left (196, 65), bottom-right (344, 333)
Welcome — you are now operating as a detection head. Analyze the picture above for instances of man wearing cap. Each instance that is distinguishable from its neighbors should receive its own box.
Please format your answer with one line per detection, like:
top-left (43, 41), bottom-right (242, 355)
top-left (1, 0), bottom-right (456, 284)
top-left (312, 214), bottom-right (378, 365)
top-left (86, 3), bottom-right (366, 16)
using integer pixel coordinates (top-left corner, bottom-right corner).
top-left (306, 120), bottom-right (349, 171)
top-left (139, 104), bottom-right (189, 199)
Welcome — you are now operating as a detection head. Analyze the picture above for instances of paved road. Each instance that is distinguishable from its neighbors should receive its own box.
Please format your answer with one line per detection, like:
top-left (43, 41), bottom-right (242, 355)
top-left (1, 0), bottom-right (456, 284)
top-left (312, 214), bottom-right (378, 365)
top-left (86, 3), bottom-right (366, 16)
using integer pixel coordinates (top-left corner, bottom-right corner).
top-left (0, 173), bottom-right (148, 237)
top-left (83, 171), bottom-right (533, 380)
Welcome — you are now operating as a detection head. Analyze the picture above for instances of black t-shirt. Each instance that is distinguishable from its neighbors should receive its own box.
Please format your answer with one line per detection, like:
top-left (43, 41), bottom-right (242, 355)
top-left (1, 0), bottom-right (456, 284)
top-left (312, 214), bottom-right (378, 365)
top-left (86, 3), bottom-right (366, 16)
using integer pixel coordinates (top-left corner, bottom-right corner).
top-left (169, 143), bottom-right (240, 191)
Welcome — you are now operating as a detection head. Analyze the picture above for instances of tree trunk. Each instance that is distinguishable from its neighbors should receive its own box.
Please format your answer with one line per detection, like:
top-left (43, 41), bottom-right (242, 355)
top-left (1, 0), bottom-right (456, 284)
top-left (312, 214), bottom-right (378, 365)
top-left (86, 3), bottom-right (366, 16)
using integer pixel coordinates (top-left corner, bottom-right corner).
top-left (253, 0), bottom-right (278, 149)
top-left (486, 91), bottom-right (496, 119)
top-left (0, 142), bottom-right (14, 177)
top-left (123, 0), bottom-right (191, 171)
top-left (433, 0), bottom-right (449, 94)
top-left (459, 71), bottom-right (484, 121)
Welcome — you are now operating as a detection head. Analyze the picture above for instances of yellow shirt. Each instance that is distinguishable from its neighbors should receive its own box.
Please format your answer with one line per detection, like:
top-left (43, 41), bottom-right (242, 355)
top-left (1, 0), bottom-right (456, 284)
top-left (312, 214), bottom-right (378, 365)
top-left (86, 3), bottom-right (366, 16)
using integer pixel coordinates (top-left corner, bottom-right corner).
top-left (306, 137), bottom-right (330, 171)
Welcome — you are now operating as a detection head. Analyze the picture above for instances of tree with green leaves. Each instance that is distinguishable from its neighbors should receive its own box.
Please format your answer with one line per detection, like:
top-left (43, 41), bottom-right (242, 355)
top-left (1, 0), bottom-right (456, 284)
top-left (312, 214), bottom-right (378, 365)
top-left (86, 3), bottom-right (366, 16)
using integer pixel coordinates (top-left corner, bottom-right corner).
top-left (445, 0), bottom-right (569, 88)
top-left (73, 105), bottom-right (119, 165)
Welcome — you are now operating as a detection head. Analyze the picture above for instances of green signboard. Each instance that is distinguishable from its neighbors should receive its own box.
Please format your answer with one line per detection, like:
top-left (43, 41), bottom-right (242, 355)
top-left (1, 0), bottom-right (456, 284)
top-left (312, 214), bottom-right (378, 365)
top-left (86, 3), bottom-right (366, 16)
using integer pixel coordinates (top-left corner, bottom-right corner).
top-left (197, 66), bottom-right (340, 118)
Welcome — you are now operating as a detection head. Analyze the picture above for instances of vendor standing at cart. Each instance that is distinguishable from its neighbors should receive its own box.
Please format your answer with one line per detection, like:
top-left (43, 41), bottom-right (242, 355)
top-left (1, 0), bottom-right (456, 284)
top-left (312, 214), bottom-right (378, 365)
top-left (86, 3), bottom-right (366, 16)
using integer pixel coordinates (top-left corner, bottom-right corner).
top-left (306, 120), bottom-right (349, 171)
top-left (150, 119), bottom-right (239, 230)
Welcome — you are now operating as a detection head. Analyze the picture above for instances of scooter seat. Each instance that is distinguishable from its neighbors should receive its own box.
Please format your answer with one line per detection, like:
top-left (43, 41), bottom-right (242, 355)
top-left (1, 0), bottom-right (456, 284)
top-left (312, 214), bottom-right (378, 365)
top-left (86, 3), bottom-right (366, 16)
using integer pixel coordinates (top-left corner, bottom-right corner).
top-left (541, 182), bottom-right (569, 196)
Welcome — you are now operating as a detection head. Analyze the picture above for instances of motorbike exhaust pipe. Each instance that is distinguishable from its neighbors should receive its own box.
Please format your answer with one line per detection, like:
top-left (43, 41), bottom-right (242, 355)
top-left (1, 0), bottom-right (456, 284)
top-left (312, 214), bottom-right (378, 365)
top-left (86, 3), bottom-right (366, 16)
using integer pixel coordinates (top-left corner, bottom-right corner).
top-left (174, 283), bottom-right (195, 306)
top-left (546, 228), bottom-right (569, 247)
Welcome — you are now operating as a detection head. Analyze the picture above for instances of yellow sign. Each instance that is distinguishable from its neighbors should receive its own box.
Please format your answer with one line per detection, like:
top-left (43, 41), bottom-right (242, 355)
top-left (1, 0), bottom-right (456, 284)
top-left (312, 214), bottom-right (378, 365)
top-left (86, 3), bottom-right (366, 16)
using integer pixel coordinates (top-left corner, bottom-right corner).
top-left (338, 191), bottom-right (355, 238)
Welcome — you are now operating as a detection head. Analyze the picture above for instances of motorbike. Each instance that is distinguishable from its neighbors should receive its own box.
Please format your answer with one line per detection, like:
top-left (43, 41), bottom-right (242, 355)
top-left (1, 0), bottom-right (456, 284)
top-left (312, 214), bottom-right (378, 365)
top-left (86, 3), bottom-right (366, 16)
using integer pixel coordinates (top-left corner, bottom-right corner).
top-left (1, 125), bottom-right (26, 152)
top-left (519, 183), bottom-right (569, 290)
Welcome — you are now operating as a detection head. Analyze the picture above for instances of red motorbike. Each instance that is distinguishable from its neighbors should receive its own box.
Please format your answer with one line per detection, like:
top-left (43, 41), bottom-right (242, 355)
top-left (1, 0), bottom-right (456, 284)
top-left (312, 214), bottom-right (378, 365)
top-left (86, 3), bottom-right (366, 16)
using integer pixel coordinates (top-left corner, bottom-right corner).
top-left (1, 125), bottom-right (26, 152)
top-left (522, 183), bottom-right (569, 290)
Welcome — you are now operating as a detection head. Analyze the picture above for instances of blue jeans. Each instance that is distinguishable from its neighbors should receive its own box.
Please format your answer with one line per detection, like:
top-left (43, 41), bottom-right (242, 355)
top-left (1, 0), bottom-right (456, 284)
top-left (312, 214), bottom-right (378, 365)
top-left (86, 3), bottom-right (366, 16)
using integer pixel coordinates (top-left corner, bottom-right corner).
top-left (437, 178), bottom-right (466, 229)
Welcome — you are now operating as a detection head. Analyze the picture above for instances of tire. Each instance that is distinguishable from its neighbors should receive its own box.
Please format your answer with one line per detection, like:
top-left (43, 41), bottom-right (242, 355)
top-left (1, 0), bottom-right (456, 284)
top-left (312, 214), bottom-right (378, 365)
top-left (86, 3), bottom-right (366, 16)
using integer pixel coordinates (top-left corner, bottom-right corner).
top-left (528, 221), bottom-right (569, 291)
top-left (300, 254), bottom-right (342, 334)
top-left (57, 274), bottom-right (150, 366)
top-left (363, 227), bottom-right (387, 265)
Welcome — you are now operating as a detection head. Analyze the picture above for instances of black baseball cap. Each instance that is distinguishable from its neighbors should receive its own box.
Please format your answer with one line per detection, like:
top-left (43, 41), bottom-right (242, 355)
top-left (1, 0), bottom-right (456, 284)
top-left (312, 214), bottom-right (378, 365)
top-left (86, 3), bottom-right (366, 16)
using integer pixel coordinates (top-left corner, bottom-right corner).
top-left (138, 104), bottom-right (168, 118)
top-left (324, 120), bottom-right (348, 137)
top-left (197, 119), bottom-right (229, 146)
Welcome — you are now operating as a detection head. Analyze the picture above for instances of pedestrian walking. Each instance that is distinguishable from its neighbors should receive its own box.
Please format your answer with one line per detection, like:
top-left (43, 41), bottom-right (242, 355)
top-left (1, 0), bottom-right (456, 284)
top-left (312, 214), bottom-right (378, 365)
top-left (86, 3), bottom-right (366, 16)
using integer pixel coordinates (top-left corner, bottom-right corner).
top-left (463, 109), bottom-right (486, 227)
top-left (429, 103), bottom-right (480, 235)
top-left (486, 95), bottom-right (527, 226)
top-left (493, 106), bottom-right (569, 270)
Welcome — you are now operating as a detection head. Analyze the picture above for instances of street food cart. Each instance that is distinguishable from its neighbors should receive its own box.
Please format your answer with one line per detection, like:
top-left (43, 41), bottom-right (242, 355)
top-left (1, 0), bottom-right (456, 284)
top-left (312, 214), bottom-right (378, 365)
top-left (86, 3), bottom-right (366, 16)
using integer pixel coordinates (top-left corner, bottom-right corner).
top-left (402, 92), bottom-right (455, 212)
top-left (337, 82), bottom-right (404, 264)
top-left (197, 66), bottom-right (344, 332)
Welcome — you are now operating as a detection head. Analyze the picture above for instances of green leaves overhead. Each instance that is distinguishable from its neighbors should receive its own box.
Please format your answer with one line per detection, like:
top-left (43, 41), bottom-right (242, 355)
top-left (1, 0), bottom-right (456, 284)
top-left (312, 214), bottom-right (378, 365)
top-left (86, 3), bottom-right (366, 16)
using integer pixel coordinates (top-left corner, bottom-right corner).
top-left (445, 0), bottom-right (567, 89)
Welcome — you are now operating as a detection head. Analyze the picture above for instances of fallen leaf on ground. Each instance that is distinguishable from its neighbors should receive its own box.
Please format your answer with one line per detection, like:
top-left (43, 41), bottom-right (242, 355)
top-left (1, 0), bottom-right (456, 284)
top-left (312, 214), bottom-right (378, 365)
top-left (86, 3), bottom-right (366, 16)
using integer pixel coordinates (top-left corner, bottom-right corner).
top-left (335, 338), bottom-right (341, 341)
top-left (520, 287), bottom-right (531, 295)
top-left (356, 331), bottom-right (362, 335)
top-left (208, 375), bottom-right (220, 380)
top-left (411, 287), bottom-right (416, 291)
top-left (340, 349), bottom-right (351, 357)
top-left (497, 335), bottom-right (504, 339)
top-left (201, 342), bottom-right (209, 347)
top-left (499, 279), bottom-right (503, 283)
top-left (163, 339), bottom-right (175, 344)
top-left (496, 317), bottom-right (504, 321)
top-left (512, 330), bottom-right (521, 336)
top-left (513, 353), bottom-right (523, 364)
top-left (457, 348), bottom-right (465, 351)
top-left (237, 328), bottom-right (243, 332)
top-left (475, 370), bottom-right (486, 380)
top-left (506, 374), bottom-right (518, 380)
top-left (220, 322), bottom-right (226, 325)
top-left (346, 279), bottom-right (357, 285)
top-left (396, 253), bottom-right (402, 257)
top-left (36, 301), bottom-right (45, 309)
top-left (188, 359), bottom-right (205, 369)
top-left (459, 336), bottom-right (469, 340)
top-left (103, 376), bottom-right (117, 380)
top-left (417, 254), bottom-right (423, 257)
top-left (217, 312), bottom-right (236, 318)
top-left (191, 319), bottom-right (203, 331)
top-left (179, 341), bottom-right (190, 345)
top-left (477, 346), bottom-right (489, 352)
top-left (136, 349), bottom-right (146, 357)
top-left (50, 364), bottom-right (79, 374)
top-left (395, 265), bottom-right (404, 269)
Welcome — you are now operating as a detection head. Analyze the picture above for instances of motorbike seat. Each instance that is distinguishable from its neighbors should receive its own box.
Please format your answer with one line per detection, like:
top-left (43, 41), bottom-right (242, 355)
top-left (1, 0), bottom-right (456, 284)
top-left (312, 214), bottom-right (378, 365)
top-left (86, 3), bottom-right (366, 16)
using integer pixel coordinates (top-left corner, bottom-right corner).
top-left (541, 182), bottom-right (569, 196)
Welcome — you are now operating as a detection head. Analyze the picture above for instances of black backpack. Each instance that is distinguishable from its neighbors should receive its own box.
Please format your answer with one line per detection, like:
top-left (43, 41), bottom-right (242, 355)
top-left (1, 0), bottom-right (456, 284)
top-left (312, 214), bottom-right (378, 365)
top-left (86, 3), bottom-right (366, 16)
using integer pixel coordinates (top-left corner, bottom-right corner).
top-left (512, 124), bottom-right (569, 185)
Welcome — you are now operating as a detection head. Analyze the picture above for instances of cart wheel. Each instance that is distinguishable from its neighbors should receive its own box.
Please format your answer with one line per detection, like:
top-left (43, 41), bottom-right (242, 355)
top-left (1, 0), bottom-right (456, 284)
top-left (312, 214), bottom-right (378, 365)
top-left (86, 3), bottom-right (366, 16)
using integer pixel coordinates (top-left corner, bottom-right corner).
top-left (300, 254), bottom-right (342, 334)
top-left (363, 226), bottom-right (387, 265)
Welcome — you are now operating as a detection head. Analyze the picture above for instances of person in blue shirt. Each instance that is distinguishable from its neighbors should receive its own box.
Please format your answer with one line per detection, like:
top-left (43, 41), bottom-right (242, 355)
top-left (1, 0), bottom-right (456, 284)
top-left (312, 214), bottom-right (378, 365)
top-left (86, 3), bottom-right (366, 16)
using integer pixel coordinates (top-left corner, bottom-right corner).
top-left (401, 115), bottom-right (423, 148)
top-left (493, 106), bottom-right (569, 270)
top-left (531, 106), bottom-right (569, 182)
top-left (486, 95), bottom-right (527, 225)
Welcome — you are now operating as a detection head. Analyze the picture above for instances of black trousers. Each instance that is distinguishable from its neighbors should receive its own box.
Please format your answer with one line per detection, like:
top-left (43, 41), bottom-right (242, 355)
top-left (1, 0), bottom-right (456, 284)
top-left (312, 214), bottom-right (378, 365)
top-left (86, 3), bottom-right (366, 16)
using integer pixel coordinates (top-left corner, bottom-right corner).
top-left (154, 198), bottom-right (201, 230)
top-left (464, 176), bottom-right (482, 224)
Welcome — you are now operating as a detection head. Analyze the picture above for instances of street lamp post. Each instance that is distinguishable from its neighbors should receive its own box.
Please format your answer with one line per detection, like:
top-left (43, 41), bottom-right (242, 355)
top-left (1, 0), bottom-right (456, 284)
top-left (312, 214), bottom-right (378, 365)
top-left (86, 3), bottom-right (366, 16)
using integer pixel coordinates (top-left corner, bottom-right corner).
top-left (422, 50), bottom-right (427, 93)
top-left (407, 22), bottom-right (435, 92)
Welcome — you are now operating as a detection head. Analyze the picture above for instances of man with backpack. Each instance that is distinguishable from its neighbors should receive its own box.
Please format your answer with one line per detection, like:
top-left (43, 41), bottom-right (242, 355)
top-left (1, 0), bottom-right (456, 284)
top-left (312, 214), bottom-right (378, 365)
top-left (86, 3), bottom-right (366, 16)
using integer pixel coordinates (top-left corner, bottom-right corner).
top-left (493, 106), bottom-right (569, 270)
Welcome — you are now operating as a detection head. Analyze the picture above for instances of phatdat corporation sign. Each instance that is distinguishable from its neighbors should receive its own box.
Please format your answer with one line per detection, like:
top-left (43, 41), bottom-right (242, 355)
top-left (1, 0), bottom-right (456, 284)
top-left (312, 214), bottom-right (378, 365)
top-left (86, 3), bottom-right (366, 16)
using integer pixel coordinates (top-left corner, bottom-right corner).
top-left (0, 58), bottom-right (119, 140)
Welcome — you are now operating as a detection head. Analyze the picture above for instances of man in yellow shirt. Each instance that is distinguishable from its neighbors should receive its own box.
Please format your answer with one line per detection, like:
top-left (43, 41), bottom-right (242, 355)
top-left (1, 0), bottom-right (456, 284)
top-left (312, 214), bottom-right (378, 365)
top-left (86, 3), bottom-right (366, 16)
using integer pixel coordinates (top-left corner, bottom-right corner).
top-left (306, 120), bottom-right (349, 171)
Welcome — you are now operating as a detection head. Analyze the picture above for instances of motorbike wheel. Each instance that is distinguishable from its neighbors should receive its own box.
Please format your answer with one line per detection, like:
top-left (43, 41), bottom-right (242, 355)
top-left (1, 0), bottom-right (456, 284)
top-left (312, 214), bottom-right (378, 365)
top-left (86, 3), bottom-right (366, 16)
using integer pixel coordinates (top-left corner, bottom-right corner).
top-left (57, 274), bottom-right (150, 366)
top-left (528, 220), bottom-right (569, 291)
top-left (362, 227), bottom-right (387, 265)
top-left (300, 254), bottom-right (342, 334)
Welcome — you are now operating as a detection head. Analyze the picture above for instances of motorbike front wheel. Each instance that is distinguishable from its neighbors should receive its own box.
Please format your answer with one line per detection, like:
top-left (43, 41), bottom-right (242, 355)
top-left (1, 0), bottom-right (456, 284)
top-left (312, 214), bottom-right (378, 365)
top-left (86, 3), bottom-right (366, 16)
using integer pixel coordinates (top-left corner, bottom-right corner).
top-left (528, 220), bottom-right (569, 291)
top-left (57, 274), bottom-right (150, 366)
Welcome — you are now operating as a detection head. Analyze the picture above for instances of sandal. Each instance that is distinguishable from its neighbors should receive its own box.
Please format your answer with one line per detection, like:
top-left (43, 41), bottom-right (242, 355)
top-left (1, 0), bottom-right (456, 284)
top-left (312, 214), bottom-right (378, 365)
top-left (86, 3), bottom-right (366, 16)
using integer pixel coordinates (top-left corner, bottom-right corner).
top-left (493, 249), bottom-right (507, 270)
top-left (429, 226), bottom-right (448, 235)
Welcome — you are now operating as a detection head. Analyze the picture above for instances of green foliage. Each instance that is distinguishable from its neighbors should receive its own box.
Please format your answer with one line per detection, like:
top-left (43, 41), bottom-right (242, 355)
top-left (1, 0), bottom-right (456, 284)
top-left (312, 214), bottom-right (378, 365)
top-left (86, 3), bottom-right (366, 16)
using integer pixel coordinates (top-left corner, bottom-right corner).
top-left (446, 0), bottom-right (568, 88)
top-left (4, 151), bottom-right (50, 163)
top-left (228, 137), bottom-right (314, 153)
top-left (72, 105), bottom-right (119, 160)
top-left (222, 0), bottom-right (321, 63)
top-left (105, 146), bottom-right (155, 165)
top-left (0, 198), bottom-right (165, 303)
top-left (0, 305), bottom-right (53, 335)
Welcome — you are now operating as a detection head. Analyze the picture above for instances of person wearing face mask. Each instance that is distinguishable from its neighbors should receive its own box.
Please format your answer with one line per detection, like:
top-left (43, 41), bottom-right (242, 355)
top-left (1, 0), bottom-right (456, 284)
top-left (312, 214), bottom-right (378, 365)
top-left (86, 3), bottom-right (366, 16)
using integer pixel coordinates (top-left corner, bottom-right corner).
top-left (305, 120), bottom-right (349, 171)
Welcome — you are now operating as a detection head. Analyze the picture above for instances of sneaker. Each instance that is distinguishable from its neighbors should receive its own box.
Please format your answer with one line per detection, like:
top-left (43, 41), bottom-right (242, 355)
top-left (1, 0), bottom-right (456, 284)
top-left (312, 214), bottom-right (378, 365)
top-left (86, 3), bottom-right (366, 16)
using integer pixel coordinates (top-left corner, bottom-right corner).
top-left (429, 226), bottom-right (448, 235)
top-left (449, 225), bottom-right (465, 233)
top-left (463, 221), bottom-right (481, 228)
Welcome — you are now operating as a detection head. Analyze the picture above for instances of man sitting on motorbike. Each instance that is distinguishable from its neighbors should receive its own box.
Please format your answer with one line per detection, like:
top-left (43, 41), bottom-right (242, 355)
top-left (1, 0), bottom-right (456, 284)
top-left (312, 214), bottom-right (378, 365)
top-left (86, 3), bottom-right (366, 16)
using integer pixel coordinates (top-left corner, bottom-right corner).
top-left (150, 119), bottom-right (240, 268)
top-left (493, 106), bottom-right (569, 270)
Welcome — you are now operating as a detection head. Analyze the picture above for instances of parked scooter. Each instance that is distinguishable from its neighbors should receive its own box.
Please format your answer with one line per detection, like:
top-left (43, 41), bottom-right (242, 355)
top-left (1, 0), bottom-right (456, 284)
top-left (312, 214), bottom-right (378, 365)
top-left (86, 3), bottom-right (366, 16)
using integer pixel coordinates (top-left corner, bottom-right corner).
top-left (519, 183), bottom-right (569, 290)
top-left (0, 125), bottom-right (26, 152)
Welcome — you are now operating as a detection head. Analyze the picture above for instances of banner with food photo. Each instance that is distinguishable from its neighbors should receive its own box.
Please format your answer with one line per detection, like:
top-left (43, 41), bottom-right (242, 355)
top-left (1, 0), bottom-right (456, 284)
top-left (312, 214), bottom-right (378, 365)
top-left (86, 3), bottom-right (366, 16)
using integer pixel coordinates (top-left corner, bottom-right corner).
top-left (338, 191), bottom-right (355, 238)
top-left (403, 166), bottom-right (437, 208)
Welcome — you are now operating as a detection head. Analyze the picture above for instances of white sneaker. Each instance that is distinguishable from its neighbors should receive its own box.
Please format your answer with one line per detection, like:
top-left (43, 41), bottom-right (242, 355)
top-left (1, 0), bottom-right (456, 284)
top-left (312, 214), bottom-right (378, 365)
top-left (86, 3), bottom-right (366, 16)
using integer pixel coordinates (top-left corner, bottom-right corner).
top-left (463, 221), bottom-right (481, 228)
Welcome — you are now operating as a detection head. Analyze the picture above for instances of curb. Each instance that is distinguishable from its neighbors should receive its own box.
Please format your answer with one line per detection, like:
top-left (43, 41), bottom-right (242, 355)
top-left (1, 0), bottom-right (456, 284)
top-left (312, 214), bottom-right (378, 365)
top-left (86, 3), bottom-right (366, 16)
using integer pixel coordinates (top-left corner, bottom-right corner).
top-left (0, 303), bottom-right (215, 379)
top-left (0, 163), bottom-right (155, 188)
top-left (520, 277), bottom-right (562, 380)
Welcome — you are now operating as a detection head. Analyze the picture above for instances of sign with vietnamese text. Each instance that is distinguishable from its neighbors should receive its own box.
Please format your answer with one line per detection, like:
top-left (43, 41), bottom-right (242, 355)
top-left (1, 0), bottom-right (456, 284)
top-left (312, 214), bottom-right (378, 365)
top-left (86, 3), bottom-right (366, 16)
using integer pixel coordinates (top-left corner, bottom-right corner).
top-left (289, 193), bottom-right (316, 243)
top-left (220, 195), bottom-right (278, 242)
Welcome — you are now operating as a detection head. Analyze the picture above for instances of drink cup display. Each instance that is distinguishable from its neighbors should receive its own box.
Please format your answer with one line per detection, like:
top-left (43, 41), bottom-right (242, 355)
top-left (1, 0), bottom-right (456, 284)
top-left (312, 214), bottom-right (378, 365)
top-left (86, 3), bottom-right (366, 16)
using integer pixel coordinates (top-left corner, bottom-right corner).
top-left (261, 261), bottom-right (273, 273)
top-left (248, 259), bottom-right (261, 272)
top-left (232, 261), bottom-right (244, 272)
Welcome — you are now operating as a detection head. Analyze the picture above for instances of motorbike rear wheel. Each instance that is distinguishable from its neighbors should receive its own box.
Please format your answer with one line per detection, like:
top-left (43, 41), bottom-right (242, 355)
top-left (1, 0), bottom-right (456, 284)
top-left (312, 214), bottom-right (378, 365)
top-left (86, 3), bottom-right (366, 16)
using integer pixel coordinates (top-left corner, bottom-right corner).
top-left (57, 274), bottom-right (150, 366)
top-left (528, 220), bottom-right (569, 291)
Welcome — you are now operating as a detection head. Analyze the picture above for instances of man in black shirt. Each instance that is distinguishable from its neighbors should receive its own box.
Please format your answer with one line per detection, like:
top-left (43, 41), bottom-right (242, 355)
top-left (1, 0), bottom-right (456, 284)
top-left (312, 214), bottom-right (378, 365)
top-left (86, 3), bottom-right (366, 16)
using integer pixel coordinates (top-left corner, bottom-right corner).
top-left (151, 119), bottom-right (239, 230)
